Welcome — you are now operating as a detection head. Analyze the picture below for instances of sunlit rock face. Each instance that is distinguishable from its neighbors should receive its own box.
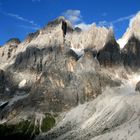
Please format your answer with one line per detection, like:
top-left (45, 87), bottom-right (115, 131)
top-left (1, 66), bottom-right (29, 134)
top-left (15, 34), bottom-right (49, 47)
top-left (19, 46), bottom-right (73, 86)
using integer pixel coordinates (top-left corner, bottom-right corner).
top-left (6, 38), bottom-right (21, 45)
top-left (0, 13), bottom-right (140, 140)
top-left (66, 24), bottom-right (110, 56)
top-left (24, 31), bottom-right (40, 43)
top-left (0, 38), bottom-right (21, 67)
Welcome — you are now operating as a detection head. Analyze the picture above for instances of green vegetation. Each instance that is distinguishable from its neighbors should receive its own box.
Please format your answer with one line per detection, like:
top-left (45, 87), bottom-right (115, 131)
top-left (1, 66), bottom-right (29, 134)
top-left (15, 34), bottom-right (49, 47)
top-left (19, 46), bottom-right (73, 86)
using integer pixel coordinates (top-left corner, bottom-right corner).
top-left (41, 113), bottom-right (56, 132)
top-left (0, 120), bottom-right (34, 140)
top-left (0, 113), bottom-right (56, 139)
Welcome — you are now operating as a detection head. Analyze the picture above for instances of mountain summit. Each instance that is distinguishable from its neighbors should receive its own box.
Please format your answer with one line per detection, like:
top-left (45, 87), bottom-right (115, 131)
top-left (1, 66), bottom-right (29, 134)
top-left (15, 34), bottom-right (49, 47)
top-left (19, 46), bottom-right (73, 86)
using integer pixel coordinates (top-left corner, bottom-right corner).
top-left (117, 12), bottom-right (140, 48)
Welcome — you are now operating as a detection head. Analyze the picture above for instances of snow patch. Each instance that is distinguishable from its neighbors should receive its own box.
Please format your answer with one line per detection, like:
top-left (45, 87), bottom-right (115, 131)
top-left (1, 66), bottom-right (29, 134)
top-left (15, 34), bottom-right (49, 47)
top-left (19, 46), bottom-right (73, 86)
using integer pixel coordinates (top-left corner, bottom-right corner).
top-left (117, 38), bottom-right (128, 49)
top-left (18, 79), bottom-right (27, 88)
top-left (71, 42), bottom-right (84, 56)
top-left (71, 47), bottom-right (84, 56)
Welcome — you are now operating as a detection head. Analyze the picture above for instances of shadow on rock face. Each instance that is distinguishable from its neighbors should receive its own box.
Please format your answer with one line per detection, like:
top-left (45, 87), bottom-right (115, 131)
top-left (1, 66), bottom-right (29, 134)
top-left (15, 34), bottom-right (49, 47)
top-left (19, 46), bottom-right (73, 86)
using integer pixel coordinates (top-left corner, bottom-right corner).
top-left (121, 36), bottom-right (140, 71)
top-left (135, 81), bottom-right (140, 92)
top-left (97, 36), bottom-right (121, 67)
top-left (0, 113), bottom-right (55, 140)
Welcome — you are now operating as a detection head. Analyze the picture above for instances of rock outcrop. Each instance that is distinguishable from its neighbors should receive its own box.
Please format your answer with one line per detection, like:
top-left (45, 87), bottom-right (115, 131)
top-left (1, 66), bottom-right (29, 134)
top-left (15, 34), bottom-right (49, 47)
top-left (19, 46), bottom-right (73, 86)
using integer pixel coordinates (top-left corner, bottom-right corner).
top-left (135, 81), bottom-right (140, 92)
top-left (0, 69), bottom-right (5, 95)
top-left (97, 28), bottom-right (121, 67)
top-left (122, 36), bottom-right (140, 70)
top-left (117, 12), bottom-right (140, 70)
top-left (0, 38), bottom-right (21, 67)
top-left (66, 24), bottom-right (109, 56)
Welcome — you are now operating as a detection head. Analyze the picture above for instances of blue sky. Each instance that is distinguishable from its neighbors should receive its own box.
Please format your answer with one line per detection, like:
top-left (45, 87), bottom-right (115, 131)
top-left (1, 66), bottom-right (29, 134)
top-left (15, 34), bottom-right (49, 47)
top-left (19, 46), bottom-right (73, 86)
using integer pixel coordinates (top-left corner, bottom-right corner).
top-left (0, 0), bottom-right (140, 45)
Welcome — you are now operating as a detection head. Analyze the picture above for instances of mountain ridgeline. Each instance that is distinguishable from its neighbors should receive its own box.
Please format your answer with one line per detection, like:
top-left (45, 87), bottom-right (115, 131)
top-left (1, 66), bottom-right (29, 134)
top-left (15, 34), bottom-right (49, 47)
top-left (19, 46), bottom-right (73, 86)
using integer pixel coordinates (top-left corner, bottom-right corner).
top-left (0, 13), bottom-right (140, 140)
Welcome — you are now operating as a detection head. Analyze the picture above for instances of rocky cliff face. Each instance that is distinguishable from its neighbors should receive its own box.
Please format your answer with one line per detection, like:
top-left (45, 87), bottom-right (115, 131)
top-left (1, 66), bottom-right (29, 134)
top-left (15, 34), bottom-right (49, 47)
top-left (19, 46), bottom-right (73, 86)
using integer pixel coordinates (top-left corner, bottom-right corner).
top-left (0, 13), bottom-right (140, 140)
top-left (118, 12), bottom-right (140, 71)
top-left (97, 28), bottom-right (121, 67)
top-left (0, 38), bottom-right (21, 68)
top-left (122, 36), bottom-right (140, 70)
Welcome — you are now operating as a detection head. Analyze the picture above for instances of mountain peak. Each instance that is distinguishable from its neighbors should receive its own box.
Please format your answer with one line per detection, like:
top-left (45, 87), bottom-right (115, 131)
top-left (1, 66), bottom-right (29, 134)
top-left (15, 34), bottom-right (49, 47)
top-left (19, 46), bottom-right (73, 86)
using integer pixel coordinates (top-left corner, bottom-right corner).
top-left (57, 16), bottom-right (66, 21)
top-left (6, 38), bottom-right (21, 45)
top-left (117, 11), bottom-right (140, 49)
top-left (41, 16), bottom-right (74, 34)
top-left (130, 11), bottom-right (140, 29)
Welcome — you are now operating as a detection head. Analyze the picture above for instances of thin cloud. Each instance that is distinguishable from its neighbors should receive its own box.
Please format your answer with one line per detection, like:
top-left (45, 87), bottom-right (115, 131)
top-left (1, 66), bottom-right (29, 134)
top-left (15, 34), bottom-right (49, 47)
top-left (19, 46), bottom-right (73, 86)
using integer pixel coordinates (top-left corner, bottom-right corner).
top-left (19, 25), bottom-right (40, 30)
top-left (65, 10), bottom-right (135, 31)
top-left (112, 14), bottom-right (135, 24)
top-left (2, 11), bottom-right (40, 29)
top-left (63, 10), bottom-right (82, 24)
top-left (98, 14), bottom-right (135, 27)
top-left (98, 20), bottom-right (113, 27)
top-left (75, 22), bottom-right (95, 31)
top-left (129, 11), bottom-right (140, 27)
top-left (75, 13), bottom-right (136, 31)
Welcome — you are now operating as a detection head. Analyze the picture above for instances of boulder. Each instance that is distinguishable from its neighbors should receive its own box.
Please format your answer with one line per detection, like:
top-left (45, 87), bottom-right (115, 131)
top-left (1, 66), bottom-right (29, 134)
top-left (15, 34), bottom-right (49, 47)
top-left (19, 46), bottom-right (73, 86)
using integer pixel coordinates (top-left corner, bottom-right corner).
top-left (135, 81), bottom-right (140, 92)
